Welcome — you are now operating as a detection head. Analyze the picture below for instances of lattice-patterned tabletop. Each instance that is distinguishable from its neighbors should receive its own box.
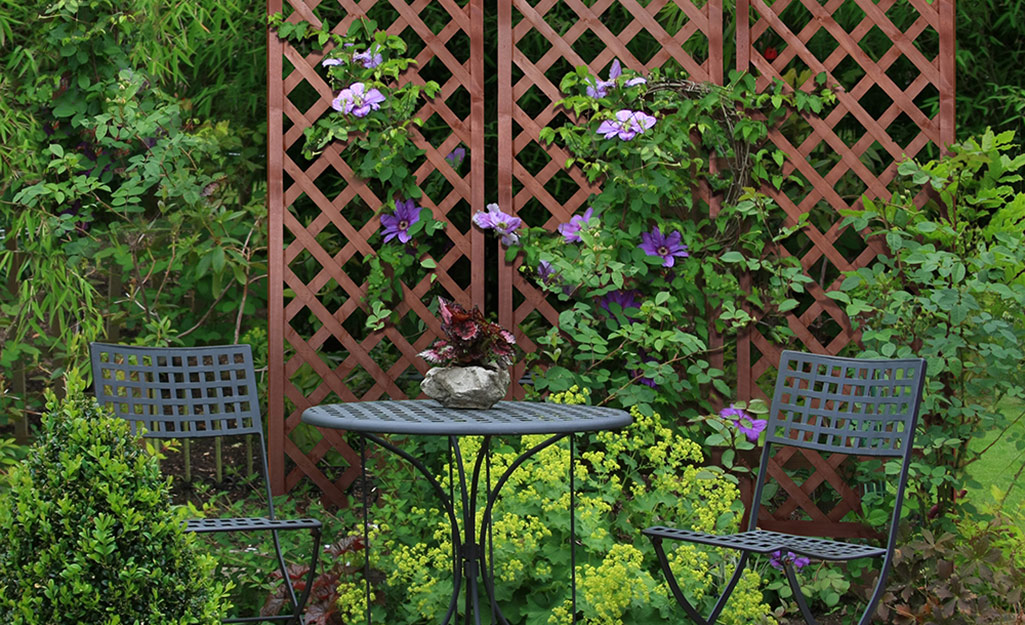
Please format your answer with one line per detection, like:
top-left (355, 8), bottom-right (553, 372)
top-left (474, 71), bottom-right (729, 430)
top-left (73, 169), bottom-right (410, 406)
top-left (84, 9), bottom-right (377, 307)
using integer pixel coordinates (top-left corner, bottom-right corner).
top-left (302, 400), bottom-right (631, 436)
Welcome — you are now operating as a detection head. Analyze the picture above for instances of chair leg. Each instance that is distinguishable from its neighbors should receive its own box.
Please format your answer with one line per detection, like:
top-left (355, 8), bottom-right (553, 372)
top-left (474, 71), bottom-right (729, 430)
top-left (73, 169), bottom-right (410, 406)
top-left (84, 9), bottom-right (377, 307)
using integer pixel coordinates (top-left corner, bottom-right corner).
top-left (269, 527), bottom-right (323, 625)
top-left (856, 555), bottom-right (892, 625)
top-left (287, 526), bottom-right (322, 625)
top-left (783, 562), bottom-right (817, 625)
top-left (649, 537), bottom-right (751, 625)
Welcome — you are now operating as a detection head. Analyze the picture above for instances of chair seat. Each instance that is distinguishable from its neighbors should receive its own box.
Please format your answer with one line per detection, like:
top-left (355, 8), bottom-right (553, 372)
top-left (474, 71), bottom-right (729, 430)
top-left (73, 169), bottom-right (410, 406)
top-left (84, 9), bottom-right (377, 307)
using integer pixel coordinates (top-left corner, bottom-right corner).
top-left (186, 516), bottom-right (322, 533)
top-left (642, 527), bottom-right (886, 561)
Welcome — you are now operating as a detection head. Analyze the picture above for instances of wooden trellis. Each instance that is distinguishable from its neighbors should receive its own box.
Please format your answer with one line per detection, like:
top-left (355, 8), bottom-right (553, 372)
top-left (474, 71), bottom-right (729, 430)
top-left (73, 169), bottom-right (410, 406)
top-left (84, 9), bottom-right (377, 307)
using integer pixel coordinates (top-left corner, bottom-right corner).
top-left (268, 0), bottom-right (485, 503)
top-left (268, 0), bottom-right (955, 523)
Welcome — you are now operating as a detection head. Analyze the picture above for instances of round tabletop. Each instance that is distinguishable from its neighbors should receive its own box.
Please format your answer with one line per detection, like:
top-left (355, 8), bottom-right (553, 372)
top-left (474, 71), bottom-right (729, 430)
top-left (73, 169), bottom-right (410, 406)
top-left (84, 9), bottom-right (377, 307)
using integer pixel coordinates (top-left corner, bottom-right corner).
top-left (301, 399), bottom-right (632, 436)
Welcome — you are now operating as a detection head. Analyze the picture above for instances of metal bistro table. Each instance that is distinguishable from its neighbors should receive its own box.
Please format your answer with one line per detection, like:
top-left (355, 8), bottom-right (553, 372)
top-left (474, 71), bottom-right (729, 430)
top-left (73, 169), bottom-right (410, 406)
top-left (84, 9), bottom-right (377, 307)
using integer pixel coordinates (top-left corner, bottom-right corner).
top-left (301, 399), bottom-right (632, 625)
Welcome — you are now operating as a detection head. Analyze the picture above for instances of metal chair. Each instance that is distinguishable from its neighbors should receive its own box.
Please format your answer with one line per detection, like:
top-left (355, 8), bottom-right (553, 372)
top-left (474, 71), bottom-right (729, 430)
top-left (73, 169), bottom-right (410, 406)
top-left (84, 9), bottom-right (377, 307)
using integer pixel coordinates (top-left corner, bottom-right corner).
top-left (643, 350), bottom-right (927, 625)
top-left (90, 343), bottom-right (322, 625)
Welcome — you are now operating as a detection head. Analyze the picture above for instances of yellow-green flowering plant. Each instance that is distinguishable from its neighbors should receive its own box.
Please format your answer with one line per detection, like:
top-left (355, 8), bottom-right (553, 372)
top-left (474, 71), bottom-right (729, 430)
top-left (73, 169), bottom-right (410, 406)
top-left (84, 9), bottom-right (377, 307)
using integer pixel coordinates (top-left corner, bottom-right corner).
top-left (333, 388), bottom-right (776, 624)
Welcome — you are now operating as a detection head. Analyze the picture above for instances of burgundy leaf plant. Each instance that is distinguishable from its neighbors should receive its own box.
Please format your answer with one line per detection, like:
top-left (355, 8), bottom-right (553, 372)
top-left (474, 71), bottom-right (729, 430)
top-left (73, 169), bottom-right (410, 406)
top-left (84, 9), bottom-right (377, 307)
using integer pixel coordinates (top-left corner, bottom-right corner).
top-left (418, 297), bottom-right (517, 369)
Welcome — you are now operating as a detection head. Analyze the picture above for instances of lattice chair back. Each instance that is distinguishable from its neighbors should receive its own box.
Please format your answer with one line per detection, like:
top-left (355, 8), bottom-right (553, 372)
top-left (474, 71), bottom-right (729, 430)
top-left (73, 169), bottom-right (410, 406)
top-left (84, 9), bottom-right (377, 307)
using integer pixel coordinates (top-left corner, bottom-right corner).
top-left (90, 343), bottom-right (276, 513)
top-left (90, 343), bottom-right (262, 437)
top-left (748, 350), bottom-right (927, 532)
top-left (90, 343), bottom-right (322, 625)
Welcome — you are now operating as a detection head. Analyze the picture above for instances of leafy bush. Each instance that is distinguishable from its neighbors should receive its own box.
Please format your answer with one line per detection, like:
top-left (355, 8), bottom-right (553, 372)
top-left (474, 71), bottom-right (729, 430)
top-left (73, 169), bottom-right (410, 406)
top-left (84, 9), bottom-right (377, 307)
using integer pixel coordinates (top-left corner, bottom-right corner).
top-left (0, 373), bottom-right (229, 624)
top-left (0, 1), bottom-right (268, 414)
top-left (833, 129), bottom-right (1025, 527)
top-left (878, 513), bottom-right (1025, 624)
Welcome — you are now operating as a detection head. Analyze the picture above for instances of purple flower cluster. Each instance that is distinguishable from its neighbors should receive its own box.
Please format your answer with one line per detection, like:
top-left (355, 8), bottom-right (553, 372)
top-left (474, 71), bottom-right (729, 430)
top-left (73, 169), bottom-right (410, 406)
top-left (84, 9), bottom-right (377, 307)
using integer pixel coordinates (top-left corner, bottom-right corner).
top-left (537, 259), bottom-right (557, 285)
top-left (321, 43), bottom-right (382, 69)
top-left (472, 203), bottom-right (521, 246)
top-left (630, 356), bottom-right (659, 388)
top-left (353, 45), bottom-right (383, 69)
top-left (769, 550), bottom-right (810, 571)
top-left (599, 289), bottom-right (641, 319)
top-left (332, 82), bottom-right (386, 117)
top-left (720, 404), bottom-right (768, 442)
top-left (380, 198), bottom-right (421, 243)
top-left (584, 60), bottom-right (647, 98)
top-left (557, 207), bottom-right (597, 243)
top-left (639, 227), bottom-right (689, 268)
top-left (596, 110), bottom-right (657, 141)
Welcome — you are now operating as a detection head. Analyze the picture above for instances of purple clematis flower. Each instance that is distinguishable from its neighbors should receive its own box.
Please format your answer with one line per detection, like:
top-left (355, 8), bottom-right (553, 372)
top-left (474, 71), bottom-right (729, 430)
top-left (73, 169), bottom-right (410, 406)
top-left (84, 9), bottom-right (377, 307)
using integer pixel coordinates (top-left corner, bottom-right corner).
top-left (639, 226), bottom-right (689, 268)
top-left (720, 404), bottom-right (768, 442)
top-left (599, 289), bottom-right (641, 318)
top-left (332, 82), bottom-right (386, 117)
top-left (321, 43), bottom-right (354, 67)
top-left (557, 207), bottom-right (596, 243)
top-left (446, 146), bottom-right (467, 168)
top-left (596, 110), bottom-right (657, 141)
top-left (770, 550), bottom-right (810, 571)
top-left (625, 77), bottom-right (647, 87)
top-left (473, 203), bottom-right (521, 246)
top-left (380, 198), bottom-right (421, 243)
top-left (537, 259), bottom-right (557, 285)
top-left (585, 59), bottom-right (621, 98)
top-left (353, 45), bottom-right (383, 69)
top-left (629, 351), bottom-right (659, 389)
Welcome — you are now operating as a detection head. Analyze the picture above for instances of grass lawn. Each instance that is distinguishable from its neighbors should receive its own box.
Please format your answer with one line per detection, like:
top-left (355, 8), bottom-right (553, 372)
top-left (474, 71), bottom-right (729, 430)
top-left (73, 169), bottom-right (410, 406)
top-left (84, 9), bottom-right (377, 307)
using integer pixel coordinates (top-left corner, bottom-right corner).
top-left (967, 397), bottom-right (1025, 517)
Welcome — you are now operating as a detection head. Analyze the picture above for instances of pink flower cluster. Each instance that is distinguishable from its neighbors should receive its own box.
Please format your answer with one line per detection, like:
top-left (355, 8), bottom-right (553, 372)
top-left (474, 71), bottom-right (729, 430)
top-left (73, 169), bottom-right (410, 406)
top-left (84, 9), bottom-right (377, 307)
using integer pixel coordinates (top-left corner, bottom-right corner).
top-left (596, 110), bottom-right (657, 141)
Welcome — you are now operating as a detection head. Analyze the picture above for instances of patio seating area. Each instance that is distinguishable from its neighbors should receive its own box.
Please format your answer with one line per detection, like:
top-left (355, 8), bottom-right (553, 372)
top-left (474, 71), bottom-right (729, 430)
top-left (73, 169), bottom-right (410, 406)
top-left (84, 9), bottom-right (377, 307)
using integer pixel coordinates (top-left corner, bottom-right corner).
top-left (3, 1), bottom-right (1025, 624)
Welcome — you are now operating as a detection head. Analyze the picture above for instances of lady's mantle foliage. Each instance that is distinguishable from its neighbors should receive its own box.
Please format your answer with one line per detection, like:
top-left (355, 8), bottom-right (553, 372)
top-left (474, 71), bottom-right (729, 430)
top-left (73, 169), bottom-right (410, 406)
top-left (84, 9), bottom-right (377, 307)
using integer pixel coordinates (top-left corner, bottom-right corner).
top-left (475, 59), bottom-right (822, 411)
top-left (419, 297), bottom-right (517, 369)
top-left (369, 391), bottom-right (772, 625)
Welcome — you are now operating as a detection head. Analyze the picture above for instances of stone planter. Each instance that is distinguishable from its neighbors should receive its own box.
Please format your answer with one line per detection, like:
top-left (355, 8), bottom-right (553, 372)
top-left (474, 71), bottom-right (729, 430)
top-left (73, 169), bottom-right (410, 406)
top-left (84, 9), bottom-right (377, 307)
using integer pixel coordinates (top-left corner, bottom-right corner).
top-left (421, 366), bottom-right (511, 409)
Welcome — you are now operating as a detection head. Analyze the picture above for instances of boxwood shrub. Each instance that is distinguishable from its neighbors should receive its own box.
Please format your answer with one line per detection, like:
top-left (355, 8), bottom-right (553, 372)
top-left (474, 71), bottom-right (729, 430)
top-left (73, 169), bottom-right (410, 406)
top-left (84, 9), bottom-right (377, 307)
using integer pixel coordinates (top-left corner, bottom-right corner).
top-left (0, 374), bottom-right (229, 624)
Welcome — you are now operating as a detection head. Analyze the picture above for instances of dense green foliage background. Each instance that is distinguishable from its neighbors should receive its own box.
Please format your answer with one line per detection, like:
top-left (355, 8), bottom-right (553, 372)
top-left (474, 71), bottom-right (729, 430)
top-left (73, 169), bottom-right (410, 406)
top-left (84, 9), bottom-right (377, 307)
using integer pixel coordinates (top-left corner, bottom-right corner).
top-left (2, 1), bottom-right (1025, 623)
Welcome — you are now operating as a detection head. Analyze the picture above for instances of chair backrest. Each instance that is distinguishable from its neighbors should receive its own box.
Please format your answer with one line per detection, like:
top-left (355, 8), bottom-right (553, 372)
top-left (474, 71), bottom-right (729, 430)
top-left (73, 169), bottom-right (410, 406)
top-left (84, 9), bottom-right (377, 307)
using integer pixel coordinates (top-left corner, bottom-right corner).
top-left (90, 343), bottom-right (264, 439)
top-left (748, 350), bottom-right (927, 532)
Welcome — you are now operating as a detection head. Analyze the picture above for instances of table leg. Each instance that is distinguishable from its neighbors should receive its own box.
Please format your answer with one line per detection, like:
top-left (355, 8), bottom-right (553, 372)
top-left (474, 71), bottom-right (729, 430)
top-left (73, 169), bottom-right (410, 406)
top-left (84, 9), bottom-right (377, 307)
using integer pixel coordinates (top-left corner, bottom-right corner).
top-left (363, 432), bottom-right (576, 625)
top-left (476, 433), bottom-right (571, 625)
top-left (361, 433), bottom-right (464, 625)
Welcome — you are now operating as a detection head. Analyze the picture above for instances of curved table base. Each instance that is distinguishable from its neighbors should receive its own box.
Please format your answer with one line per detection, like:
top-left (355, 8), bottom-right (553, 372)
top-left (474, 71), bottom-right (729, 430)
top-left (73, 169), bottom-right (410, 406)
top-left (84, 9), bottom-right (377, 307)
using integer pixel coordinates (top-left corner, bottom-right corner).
top-left (361, 431), bottom-right (575, 625)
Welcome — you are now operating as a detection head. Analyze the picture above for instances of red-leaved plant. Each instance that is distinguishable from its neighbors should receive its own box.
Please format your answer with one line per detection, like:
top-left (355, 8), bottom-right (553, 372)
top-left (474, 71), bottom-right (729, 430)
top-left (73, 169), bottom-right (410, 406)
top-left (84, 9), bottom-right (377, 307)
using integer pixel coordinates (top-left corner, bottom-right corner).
top-left (418, 297), bottom-right (516, 368)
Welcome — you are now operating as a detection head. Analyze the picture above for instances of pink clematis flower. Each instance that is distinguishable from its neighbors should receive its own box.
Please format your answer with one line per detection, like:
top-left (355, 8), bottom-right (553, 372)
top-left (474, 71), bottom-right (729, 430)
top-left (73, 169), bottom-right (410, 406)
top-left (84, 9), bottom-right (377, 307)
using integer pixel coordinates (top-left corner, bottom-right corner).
top-left (332, 82), bottom-right (386, 117)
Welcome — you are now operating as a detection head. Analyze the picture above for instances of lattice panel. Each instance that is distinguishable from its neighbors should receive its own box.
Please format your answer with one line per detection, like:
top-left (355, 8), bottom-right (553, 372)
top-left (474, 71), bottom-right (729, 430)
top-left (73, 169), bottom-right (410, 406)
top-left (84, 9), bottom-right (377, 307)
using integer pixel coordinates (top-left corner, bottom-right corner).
top-left (758, 447), bottom-right (876, 539)
top-left (735, 0), bottom-right (955, 399)
top-left (731, 0), bottom-right (954, 536)
top-left (498, 0), bottom-right (726, 391)
top-left (269, 0), bottom-right (485, 503)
